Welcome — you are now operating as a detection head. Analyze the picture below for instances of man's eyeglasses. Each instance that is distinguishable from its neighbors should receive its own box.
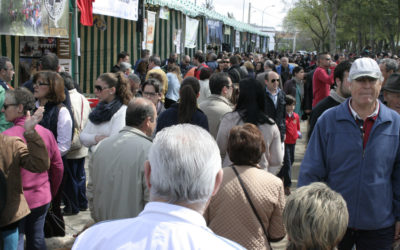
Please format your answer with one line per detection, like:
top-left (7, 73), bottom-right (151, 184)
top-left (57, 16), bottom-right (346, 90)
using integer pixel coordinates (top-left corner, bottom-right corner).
top-left (143, 91), bottom-right (157, 97)
top-left (94, 85), bottom-right (109, 92)
top-left (34, 81), bottom-right (50, 86)
top-left (3, 103), bottom-right (17, 109)
top-left (271, 79), bottom-right (280, 83)
top-left (223, 61), bottom-right (230, 63)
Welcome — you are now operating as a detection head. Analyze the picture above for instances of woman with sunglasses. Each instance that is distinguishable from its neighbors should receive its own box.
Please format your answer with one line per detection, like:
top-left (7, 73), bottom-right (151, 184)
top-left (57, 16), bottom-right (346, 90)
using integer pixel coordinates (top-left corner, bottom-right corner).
top-left (32, 71), bottom-right (73, 236)
top-left (80, 72), bottom-right (132, 150)
top-left (80, 72), bottom-right (132, 214)
top-left (216, 78), bottom-right (283, 173)
top-left (2, 88), bottom-right (63, 250)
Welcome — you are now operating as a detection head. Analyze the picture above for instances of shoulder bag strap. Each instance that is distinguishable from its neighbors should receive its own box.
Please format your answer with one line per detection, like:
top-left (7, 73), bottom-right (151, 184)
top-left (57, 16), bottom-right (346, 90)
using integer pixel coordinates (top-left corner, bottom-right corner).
top-left (231, 165), bottom-right (271, 244)
top-left (79, 96), bottom-right (84, 130)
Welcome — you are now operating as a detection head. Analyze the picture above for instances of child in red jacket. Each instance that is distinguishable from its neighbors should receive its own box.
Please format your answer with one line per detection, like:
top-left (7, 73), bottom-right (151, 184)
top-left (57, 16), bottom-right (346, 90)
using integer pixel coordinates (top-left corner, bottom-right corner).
top-left (278, 95), bottom-right (301, 195)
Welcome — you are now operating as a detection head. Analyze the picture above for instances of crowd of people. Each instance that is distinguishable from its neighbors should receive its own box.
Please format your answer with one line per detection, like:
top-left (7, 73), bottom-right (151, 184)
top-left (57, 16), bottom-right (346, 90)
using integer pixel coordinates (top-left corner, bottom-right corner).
top-left (1, 46), bottom-right (400, 250)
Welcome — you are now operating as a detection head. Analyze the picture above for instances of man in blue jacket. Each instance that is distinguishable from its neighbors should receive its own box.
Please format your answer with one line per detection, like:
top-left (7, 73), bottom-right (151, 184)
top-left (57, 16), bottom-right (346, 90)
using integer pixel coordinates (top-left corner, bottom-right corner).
top-left (298, 57), bottom-right (400, 250)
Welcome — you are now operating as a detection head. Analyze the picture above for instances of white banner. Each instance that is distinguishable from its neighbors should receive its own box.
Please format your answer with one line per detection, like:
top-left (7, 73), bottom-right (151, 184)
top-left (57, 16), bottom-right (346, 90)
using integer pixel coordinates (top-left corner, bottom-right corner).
top-left (93, 0), bottom-right (139, 21)
top-left (256, 36), bottom-right (260, 48)
top-left (159, 7), bottom-right (170, 20)
top-left (146, 11), bottom-right (156, 53)
top-left (235, 31), bottom-right (240, 48)
top-left (185, 16), bottom-right (199, 49)
top-left (174, 29), bottom-right (182, 54)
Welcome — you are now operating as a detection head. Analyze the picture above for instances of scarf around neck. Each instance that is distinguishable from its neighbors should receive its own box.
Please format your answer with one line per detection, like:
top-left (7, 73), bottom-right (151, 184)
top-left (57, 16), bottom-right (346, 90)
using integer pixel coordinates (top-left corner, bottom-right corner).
top-left (89, 98), bottom-right (123, 124)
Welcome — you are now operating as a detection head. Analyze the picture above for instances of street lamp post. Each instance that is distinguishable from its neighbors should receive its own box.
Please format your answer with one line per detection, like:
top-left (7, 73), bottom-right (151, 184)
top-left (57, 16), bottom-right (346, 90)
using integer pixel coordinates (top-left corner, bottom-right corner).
top-left (261, 4), bottom-right (275, 27)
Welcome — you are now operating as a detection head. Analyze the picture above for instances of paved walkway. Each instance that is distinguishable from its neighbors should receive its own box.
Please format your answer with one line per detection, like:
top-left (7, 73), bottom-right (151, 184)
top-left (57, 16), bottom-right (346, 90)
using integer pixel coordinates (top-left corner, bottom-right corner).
top-left (46, 121), bottom-right (309, 250)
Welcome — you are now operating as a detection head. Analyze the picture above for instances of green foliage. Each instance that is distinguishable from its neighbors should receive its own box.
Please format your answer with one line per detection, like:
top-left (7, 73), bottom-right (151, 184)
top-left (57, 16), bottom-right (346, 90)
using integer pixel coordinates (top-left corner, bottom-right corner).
top-left (284, 0), bottom-right (400, 53)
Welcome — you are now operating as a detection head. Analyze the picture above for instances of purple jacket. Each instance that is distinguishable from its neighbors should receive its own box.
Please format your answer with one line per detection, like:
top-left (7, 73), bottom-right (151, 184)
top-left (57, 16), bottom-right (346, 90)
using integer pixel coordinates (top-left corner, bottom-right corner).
top-left (3, 116), bottom-right (63, 209)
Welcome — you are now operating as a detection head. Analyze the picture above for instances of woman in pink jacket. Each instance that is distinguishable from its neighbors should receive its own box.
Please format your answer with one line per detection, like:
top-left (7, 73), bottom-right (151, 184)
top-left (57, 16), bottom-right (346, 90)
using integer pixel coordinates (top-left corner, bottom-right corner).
top-left (2, 87), bottom-right (63, 250)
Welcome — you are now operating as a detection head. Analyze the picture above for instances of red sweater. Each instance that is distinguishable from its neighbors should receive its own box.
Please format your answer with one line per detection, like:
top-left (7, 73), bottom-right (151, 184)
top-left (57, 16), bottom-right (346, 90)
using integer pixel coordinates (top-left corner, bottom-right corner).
top-left (285, 112), bottom-right (300, 144)
top-left (312, 67), bottom-right (334, 107)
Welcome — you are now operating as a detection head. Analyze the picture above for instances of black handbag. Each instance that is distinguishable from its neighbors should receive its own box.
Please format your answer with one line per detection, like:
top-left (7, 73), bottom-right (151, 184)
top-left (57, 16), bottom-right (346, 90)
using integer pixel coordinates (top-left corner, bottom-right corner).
top-left (44, 199), bottom-right (65, 237)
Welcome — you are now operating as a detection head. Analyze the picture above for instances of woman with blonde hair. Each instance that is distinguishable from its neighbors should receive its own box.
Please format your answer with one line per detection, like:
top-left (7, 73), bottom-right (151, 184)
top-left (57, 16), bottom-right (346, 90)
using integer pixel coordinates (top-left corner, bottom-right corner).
top-left (283, 182), bottom-right (348, 250)
top-left (165, 65), bottom-right (182, 108)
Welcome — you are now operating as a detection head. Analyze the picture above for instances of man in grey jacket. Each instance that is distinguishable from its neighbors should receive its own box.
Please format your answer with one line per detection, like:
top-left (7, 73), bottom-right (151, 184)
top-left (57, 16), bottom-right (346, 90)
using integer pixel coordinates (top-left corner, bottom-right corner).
top-left (199, 72), bottom-right (234, 138)
top-left (90, 98), bottom-right (156, 222)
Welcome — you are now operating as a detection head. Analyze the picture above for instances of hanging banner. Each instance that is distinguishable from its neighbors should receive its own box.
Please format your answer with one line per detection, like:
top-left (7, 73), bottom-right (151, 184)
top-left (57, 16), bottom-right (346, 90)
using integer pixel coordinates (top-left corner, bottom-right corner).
top-left (93, 0), bottom-right (139, 21)
top-left (263, 37), bottom-right (267, 52)
top-left (256, 36), bottom-right (260, 48)
top-left (206, 19), bottom-right (223, 44)
top-left (235, 31), bottom-right (240, 48)
top-left (145, 11), bottom-right (156, 53)
top-left (159, 6), bottom-right (169, 20)
top-left (0, 0), bottom-right (69, 37)
top-left (224, 26), bottom-right (231, 35)
top-left (185, 16), bottom-right (199, 49)
top-left (173, 29), bottom-right (182, 54)
top-left (251, 34), bottom-right (256, 43)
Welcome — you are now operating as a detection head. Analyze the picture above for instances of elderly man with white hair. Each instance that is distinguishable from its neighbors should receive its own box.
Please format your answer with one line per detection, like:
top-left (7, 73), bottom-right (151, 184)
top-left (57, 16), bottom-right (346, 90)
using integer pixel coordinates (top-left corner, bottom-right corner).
top-left (298, 57), bottom-right (400, 250)
top-left (72, 124), bottom-right (244, 250)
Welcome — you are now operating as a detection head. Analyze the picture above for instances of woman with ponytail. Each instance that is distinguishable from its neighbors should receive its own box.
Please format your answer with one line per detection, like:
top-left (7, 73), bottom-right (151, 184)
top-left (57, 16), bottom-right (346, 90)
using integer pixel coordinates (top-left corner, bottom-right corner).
top-left (80, 72), bottom-right (132, 215)
top-left (80, 72), bottom-right (132, 150)
top-left (155, 76), bottom-right (208, 133)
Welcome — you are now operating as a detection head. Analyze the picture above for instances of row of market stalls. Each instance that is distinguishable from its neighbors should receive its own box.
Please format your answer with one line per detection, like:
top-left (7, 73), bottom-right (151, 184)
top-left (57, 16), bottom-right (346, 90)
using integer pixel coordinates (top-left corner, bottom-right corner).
top-left (0, 0), bottom-right (272, 93)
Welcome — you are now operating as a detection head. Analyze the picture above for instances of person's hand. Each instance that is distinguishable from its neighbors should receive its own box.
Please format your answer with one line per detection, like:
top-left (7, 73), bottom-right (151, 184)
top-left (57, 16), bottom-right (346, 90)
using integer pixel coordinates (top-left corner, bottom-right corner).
top-left (95, 135), bottom-right (107, 144)
top-left (394, 221), bottom-right (400, 242)
top-left (24, 107), bottom-right (44, 132)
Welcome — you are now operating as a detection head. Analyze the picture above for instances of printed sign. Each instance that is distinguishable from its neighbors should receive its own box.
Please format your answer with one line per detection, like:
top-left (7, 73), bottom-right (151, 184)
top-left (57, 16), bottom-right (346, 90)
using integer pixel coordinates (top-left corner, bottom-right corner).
top-left (93, 0), bottom-right (139, 21)
top-left (206, 19), bottom-right (223, 44)
top-left (145, 11), bottom-right (156, 53)
top-left (0, 0), bottom-right (69, 37)
top-left (185, 16), bottom-right (199, 49)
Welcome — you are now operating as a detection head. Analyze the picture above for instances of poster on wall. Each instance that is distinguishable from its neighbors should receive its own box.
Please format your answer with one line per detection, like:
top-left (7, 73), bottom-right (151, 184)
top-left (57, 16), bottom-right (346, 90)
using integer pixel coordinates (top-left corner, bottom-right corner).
top-left (206, 19), bottom-right (223, 44)
top-left (185, 16), bottom-right (199, 49)
top-left (0, 0), bottom-right (69, 37)
top-left (235, 31), bottom-right (240, 48)
top-left (145, 11), bottom-right (156, 53)
top-left (173, 29), bottom-right (182, 54)
top-left (159, 6), bottom-right (169, 20)
top-left (256, 36), bottom-right (260, 48)
top-left (93, 0), bottom-right (139, 21)
top-left (263, 37), bottom-right (267, 52)
top-left (224, 26), bottom-right (230, 35)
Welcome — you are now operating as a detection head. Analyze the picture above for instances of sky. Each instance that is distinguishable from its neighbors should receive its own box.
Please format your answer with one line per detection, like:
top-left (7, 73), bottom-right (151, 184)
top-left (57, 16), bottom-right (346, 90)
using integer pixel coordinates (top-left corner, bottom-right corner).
top-left (194, 0), bottom-right (294, 30)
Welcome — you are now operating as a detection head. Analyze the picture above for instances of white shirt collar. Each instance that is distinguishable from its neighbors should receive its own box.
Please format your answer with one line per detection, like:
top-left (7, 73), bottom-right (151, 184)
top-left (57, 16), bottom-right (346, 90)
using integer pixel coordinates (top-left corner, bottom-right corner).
top-left (348, 98), bottom-right (379, 120)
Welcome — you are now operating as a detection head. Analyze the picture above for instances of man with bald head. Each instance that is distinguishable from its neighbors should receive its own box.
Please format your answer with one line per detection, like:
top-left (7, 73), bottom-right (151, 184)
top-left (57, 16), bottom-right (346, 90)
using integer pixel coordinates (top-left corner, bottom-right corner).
top-left (276, 57), bottom-right (294, 85)
top-left (89, 98), bottom-right (157, 222)
top-left (264, 71), bottom-right (286, 141)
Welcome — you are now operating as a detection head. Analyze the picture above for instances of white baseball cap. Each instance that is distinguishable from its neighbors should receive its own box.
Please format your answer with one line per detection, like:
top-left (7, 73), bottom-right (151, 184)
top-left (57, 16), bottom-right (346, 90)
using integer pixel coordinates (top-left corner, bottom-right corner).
top-left (348, 57), bottom-right (383, 82)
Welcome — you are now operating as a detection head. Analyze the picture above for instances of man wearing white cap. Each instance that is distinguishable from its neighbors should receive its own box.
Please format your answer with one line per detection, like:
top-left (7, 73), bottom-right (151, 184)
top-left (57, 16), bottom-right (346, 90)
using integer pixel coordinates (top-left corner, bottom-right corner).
top-left (298, 57), bottom-right (400, 249)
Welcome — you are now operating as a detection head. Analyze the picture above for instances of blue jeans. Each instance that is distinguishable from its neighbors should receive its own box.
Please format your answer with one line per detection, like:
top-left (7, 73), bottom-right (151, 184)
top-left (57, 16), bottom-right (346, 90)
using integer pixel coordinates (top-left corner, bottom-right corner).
top-left (64, 158), bottom-right (88, 213)
top-left (2, 221), bottom-right (19, 250)
top-left (338, 225), bottom-right (395, 250)
top-left (18, 202), bottom-right (50, 250)
top-left (277, 143), bottom-right (295, 187)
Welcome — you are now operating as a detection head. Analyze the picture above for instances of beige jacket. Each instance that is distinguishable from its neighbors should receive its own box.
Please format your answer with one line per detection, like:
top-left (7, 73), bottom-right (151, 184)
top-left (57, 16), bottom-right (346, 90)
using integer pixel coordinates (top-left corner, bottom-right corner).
top-left (199, 94), bottom-right (234, 138)
top-left (67, 89), bottom-right (91, 159)
top-left (216, 111), bottom-right (283, 174)
top-left (205, 165), bottom-right (286, 250)
top-left (90, 126), bottom-right (151, 222)
top-left (0, 131), bottom-right (50, 227)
